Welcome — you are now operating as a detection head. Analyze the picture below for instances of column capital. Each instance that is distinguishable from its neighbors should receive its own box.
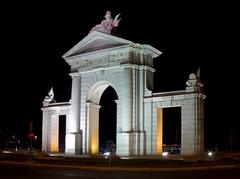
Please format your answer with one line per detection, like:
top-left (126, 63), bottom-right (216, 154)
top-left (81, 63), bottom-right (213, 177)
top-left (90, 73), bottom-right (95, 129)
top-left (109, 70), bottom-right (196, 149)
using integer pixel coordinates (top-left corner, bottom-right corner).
top-left (86, 102), bottom-right (101, 109)
top-left (69, 72), bottom-right (80, 77)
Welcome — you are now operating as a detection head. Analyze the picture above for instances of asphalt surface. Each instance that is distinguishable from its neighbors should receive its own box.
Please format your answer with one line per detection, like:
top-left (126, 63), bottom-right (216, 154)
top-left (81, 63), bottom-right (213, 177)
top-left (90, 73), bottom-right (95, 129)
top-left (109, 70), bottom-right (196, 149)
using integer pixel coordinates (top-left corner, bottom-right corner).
top-left (0, 162), bottom-right (240, 179)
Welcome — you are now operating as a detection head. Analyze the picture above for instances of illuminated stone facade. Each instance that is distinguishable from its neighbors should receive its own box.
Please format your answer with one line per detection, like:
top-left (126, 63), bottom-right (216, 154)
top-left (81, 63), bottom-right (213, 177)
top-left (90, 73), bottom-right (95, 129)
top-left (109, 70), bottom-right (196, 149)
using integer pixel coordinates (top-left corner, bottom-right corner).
top-left (42, 31), bottom-right (205, 156)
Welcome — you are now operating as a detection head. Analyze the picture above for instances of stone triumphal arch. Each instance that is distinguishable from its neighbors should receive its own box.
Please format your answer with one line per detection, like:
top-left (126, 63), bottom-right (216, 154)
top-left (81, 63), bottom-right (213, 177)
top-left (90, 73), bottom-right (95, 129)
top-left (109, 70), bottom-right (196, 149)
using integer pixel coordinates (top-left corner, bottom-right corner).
top-left (42, 13), bottom-right (205, 156)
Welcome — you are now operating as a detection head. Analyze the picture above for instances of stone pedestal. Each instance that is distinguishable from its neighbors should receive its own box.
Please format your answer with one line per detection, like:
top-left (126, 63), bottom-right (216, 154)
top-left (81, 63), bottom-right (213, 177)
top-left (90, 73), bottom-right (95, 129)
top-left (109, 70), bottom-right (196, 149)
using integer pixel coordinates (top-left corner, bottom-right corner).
top-left (116, 133), bottom-right (134, 156)
top-left (116, 131), bottom-right (145, 156)
top-left (65, 132), bottom-right (82, 154)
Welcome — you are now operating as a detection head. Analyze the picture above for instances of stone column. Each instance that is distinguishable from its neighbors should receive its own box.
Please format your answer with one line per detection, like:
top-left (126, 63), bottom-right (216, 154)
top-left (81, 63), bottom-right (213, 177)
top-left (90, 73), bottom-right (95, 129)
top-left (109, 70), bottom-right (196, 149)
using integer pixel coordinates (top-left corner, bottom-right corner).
top-left (121, 65), bottom-right (133, 132)
top-left (87, 102), bottom-right (101, 155)
top-left (41, 109), bottom-right (49, 152)
top-left (133, 66), bottom-right (145, 155)
top-left (117, 64), bottom-right (134, 156)
top-left (138, 67), bottom-right (144, 131)
top-left (66, 73), bottom-right (81, 154)
top-left (69, 73), bottom-right (81, 132)
top-left (144, 100), bottom-right (153, 155)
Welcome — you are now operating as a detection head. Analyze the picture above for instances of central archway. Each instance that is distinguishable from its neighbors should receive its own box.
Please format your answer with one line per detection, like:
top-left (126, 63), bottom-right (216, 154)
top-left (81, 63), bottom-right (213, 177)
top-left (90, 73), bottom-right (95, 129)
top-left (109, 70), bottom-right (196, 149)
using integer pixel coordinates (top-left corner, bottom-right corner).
top-left (99, 86), bottom-right (118, 153)
top-left (87, 81), bottom-right (118, 154)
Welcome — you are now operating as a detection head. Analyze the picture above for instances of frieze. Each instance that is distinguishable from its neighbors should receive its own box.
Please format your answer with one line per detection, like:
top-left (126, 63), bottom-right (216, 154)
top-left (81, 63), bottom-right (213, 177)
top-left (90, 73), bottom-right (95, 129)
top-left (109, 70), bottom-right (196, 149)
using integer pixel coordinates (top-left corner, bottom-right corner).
top-left (71, 52), bottom-right (129, 71)
top-left (70, 51), bottom-right (152, 72)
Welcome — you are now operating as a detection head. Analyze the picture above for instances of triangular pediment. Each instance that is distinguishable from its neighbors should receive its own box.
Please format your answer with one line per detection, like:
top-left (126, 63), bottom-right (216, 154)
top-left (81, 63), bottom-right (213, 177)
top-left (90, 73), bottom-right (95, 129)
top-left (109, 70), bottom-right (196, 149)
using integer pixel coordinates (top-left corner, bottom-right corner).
top-left (62, 31), bottom-right (133, 59)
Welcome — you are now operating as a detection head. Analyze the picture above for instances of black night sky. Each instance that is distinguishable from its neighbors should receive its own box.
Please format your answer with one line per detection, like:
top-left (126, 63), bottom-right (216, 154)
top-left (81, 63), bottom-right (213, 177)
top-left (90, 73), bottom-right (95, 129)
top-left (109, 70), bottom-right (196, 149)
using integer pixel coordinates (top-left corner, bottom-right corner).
top-left (0, 1), bottom-right (239, 151)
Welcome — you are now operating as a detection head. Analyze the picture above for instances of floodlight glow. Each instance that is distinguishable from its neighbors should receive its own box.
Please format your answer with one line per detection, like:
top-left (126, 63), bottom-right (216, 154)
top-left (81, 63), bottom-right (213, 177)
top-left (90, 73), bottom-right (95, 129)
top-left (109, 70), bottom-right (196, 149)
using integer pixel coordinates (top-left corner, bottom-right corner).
top-left (103, 152), bottom-right (110, 159)
top-left (208, 151), bottom-right (213, 157)
top-left (50, 115), bottom-right (59, 152)
top-left (162, 152), bottom-right (168, 157)
top-left (2, 151), bottom-right (12, 153)
top-left (104, 152), bottom-right (110, 156)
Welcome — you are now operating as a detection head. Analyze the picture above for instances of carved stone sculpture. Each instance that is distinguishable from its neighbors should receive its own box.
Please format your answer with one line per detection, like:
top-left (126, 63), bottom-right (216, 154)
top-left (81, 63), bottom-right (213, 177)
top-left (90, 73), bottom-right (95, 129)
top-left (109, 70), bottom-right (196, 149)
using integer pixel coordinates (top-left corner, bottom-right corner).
top-left (43, 87), bottom-right (56, 106)
top-left (89, 11), bottom-right (121, 34)
top-left (186, 67), bottom-right (203, 92)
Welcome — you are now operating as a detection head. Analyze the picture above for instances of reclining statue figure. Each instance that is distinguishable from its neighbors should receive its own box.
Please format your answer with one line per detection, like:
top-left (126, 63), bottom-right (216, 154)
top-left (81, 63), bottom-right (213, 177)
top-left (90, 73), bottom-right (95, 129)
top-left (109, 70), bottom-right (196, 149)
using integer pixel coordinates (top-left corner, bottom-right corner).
top-left (89, 11), bottom-right (121, 34)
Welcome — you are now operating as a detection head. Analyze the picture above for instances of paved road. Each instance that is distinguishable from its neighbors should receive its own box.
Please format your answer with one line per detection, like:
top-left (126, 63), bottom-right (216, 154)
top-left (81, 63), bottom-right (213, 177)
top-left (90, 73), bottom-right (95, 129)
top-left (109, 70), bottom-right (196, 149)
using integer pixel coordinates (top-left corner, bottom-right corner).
top-left (0, 163), bottom-right (240, 179)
